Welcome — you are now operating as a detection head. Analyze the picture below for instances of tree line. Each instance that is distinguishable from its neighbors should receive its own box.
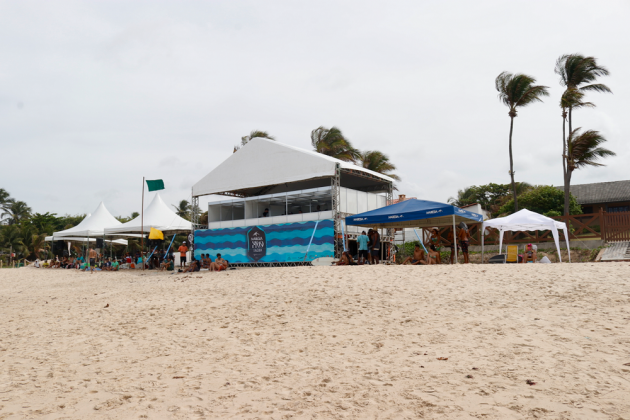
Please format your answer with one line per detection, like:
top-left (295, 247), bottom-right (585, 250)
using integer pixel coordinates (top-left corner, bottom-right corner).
top-left (493, 53), bottom-right (615, 216)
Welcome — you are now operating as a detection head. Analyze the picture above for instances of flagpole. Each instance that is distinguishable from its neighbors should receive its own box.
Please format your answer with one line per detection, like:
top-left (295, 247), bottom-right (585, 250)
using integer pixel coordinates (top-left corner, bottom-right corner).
top-left (141, 176), bottom-right (145, 272)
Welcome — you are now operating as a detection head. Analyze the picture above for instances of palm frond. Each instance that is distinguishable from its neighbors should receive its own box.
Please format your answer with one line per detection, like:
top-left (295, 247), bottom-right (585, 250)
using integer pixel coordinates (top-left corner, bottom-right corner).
top-left (566, 128), bottom-right (616, 171)
top-left (495, 71), bottom-right (548, 114)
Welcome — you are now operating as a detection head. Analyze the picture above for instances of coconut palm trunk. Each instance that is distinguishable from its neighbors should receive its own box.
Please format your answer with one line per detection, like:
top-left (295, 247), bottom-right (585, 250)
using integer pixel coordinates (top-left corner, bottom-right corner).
top-left (508, 113), bottom-right (518, 211)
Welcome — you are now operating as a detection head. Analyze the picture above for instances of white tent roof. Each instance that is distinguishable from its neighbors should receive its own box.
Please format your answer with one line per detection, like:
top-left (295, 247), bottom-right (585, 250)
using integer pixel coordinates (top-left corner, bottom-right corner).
top-left (482, 209), bottom-right (567, 231)
top-left (45, 236), bottom-right (128, 245)
top-left (52, 202), bottom-right (123, 238)
top-left (192, 138), bottom-right (394, 197)
top-left (104, 193), bottom-right (192, 235)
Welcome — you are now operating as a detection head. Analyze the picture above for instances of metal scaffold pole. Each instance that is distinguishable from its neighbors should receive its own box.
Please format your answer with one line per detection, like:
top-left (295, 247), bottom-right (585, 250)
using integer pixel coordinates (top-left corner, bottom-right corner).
top-left (331, 164), bottom-right (342, 259)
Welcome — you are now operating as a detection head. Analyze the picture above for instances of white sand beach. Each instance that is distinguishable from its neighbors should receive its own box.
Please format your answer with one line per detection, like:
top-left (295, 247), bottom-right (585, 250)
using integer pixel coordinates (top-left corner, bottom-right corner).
top-left (1, 264), bottom-right (629, 419)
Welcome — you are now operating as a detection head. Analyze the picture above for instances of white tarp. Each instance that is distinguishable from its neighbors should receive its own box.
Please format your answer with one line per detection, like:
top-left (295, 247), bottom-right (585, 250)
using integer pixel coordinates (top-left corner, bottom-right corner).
top-left (192, 138), bottom-right (394, 197)
top-left (52, 202), bottom-right (123, 238)
top-left (104, 193), bottom-right (191, 235)
top-left (481, 209), bottom-right (571, 263)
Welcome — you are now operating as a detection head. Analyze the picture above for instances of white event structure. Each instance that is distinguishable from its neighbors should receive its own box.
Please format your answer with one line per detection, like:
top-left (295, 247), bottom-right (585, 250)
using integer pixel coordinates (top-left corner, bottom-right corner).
top-left (481, 209), bottom-right (571, 263)
top-left (192, 138), bottom-right (394, 197)
top-left (46, 203), bottom-right (128, 246)
top-left (104, 193), bottom-right (192, 236)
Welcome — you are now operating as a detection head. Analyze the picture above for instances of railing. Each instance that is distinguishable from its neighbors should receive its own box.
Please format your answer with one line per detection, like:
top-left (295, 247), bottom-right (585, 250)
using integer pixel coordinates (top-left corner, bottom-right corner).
top-left (604, 211), bottom-right (630, 242)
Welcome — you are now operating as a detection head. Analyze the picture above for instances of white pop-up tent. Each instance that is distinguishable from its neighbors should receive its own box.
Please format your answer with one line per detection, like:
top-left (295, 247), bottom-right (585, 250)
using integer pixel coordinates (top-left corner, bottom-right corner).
top-left (104, 193), bottom-right (192, 236)
top-left (52, 202), bottom-right (125, 238)
top-left (481, 209), bottom-right (571, 263)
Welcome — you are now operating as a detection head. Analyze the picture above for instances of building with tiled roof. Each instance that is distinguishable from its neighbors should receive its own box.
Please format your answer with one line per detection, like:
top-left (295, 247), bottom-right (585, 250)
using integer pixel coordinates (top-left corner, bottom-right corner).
top-left (558, 180), bottom-right (630, 213)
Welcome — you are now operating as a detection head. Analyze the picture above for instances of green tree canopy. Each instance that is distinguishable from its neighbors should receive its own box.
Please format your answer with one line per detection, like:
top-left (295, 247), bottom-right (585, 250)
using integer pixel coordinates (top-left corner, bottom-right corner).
top-left (498, 185), bottom-right (582, 217)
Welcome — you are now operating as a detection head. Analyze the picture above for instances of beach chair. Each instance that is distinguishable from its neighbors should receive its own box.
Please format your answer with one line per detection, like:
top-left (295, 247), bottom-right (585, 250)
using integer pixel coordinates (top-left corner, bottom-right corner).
top-left (505, 245), bottom-right (519, 264)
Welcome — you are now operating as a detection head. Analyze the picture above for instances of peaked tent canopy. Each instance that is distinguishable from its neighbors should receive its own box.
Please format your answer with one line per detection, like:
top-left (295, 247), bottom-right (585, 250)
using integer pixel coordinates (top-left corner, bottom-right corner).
top-left (104, 193), bottom-right (192, 236)
top-left (481, 209), bottom-right (571, 263)
top-left (345, 199), bottom-right (483, 229)
top-left (53, 202), bottom-right (122, 238)
top-left (192, 138), bottom-right (394, 197)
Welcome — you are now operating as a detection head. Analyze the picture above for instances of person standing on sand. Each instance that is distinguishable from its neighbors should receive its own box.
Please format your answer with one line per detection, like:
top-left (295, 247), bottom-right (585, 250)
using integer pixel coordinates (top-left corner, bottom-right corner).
top-left (357, 231), bottom-right (369, 264)
top-left (447, 229), bottom-right (458, 264)
top-left (88, 247), bottom-right (97, 274)
top-left (178, 241), bottom-right (188, 268)
top-left (457, 223), bottom-right (470, 264)
top-left (371, 229), bottom-right (380, 264)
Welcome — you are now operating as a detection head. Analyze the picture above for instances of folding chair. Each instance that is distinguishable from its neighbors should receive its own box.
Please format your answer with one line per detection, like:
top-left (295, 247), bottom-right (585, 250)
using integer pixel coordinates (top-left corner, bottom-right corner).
top-left (505, 245), bottom-right (519, 264)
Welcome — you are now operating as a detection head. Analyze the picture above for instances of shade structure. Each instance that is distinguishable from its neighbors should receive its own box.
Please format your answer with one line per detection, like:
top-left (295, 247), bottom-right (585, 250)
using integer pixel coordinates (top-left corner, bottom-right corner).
top-left (345, 199), bottom-right (483, 229)
top-left (104, 193), bottom-right (192, 236)
top-left (45, 236), bottom-right (128, 246)
top-left (481, 209), bottom-right (571, 263)
top-left (192, 138), bottom-right (394, 197)
top-left (52, 202), bottom-right (122, 238)
top-left (346, 199), bottom-right (482, 264)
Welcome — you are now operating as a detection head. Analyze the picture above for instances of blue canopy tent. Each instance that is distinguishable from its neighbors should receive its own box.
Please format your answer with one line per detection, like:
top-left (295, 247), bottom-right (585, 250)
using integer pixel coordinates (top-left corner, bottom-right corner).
top-left (345, 199), bottom-right (483, 263)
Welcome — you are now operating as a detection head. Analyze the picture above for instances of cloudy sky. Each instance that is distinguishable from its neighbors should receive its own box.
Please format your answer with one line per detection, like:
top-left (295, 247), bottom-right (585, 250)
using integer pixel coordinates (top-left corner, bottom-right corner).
top-left (1, 0), bottom-right (628, 218)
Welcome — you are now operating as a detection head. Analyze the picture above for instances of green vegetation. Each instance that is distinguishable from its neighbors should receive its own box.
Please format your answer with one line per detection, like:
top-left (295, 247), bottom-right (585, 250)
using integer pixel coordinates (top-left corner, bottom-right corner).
top-left (498, 185), bottom-right (582, 217)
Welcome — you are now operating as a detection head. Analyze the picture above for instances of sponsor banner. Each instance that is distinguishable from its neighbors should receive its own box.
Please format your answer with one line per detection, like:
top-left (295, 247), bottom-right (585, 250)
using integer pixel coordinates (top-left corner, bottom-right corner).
top-left (194, 219), bottom-right (334, 263)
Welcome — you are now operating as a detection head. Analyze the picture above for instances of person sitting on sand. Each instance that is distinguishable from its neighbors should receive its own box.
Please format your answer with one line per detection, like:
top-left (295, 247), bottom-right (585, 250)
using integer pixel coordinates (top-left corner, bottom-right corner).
top-left (160, 257), bottom-right (173, 271)
top-left (200, 254), bottom-right (212, 269)
top-left (521, 243), bottom-right (537, 263)
top-left (210, 253), bottom-right (228, 272)
top-left (102, 258), bottom-right (112, 271)
top-left (111, 258), bottom-right (120, 271)
top-left (424, 244), bottom-right (440, 265)
top-left (402, 244), bottom-right (427, 265)
top-left (181, 259), bottom-right (201, 273)
top-left (335, 251), bottom-right (357, 266)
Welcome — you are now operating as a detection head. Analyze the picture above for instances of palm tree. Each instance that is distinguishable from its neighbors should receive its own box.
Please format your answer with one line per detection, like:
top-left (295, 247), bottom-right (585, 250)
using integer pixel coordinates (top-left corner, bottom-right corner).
top-left (0, 200), bottom-right (32, 225)
top-left (564, 128), bottom-right (615, 213)
top-left (0, 188), bottom-right (10, 206)
top-left (358, 150), bottom-right (400, 181)
top-left (311, 126), bottom-right (360, 162)
top-left (172, 200), bottom-right (191, 220)
top-left (0, 225), bottom-right (25, 258)
top-left (555, 54), bottom-right (611, 214)
top-left (234, 130), bottom-right (275, 152)
top-left (495, 72), bottom-right (549, 212)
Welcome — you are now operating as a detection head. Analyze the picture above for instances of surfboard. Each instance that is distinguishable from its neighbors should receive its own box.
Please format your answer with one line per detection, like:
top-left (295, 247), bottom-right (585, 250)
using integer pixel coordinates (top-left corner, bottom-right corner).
top-left (310, 257), bottom-right (335, 266)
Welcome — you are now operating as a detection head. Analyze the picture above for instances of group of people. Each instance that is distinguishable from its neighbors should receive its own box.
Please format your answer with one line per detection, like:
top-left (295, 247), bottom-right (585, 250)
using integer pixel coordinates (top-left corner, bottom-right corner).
top-left (335, 229), bottom-right (381, 266)
top-left (403, 224), bottom-right (471, 265)
top-left (180, 253), bottom-right (229, 273)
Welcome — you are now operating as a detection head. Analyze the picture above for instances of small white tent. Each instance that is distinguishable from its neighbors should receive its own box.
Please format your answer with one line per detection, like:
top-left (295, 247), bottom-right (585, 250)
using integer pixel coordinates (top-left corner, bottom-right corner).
top-left (104, 193), bottom-right (191, 236)
top-left (482, 209), bottom-right (571, 263)
top-left (52, 202), bottom-right (123, 238)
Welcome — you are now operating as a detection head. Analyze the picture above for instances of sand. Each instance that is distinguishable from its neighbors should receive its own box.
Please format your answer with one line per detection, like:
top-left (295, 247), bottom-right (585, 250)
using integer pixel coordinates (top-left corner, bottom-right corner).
top-left (0, 263), bottom-right (629, 419)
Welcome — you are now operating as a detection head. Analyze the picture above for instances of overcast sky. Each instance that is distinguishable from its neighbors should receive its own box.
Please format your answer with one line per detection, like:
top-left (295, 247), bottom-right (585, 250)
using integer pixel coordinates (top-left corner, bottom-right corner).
top-left (1, 0), bottom-right (628, 218)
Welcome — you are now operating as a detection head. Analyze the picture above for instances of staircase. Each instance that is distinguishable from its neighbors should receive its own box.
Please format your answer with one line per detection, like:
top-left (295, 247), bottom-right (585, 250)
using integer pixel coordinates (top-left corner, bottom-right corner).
top-left (600, 241), bottom-right (630, 262)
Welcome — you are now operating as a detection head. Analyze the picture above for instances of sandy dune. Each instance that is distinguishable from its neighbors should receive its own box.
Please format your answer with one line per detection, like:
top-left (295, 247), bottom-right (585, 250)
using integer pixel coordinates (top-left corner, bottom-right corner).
top-left (1, 263), bottom-right (629, 419)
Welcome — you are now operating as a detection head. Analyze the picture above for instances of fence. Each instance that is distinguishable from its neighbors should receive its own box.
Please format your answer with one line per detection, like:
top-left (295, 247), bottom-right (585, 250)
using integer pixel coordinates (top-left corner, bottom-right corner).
top-left (397, 210), bottom-right (630, 248)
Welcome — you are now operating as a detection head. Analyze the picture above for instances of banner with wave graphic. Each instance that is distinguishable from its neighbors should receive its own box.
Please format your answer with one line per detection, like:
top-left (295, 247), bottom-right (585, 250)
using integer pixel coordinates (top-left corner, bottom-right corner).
top-left (194, 219), bottom-right (334, 263)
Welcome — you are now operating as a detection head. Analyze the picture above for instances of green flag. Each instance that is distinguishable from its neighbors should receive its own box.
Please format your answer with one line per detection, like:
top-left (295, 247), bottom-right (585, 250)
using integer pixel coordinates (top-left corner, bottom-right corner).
top-left (146, 179), bottom-right (165, 191)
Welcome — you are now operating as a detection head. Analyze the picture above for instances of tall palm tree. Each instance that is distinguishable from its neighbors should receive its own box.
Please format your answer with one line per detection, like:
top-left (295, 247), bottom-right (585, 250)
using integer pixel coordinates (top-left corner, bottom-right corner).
top-left (172, 200), bottom-right (191, 220)
top-left (0, 188), bottom-right (10, 206)
top-left (495, 72), bottom-right (549, 212)
top-left (358, 150), bottom-right (400, 181)
top-left (564, 128), bottom-right (615, 213)
top-left (0, 200), bottom-right (32, 225)
top-left (555, 54), bottom-right (611, 214)
top-left (311, 126), bottom-right (360, 162)
top-left (234, 130), bottom-right (275, 152)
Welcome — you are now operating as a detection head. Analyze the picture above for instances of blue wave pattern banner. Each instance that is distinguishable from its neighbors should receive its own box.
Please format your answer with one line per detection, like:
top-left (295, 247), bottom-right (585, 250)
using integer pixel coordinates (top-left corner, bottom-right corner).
top-left (194, 219), bottom-right (334, 263)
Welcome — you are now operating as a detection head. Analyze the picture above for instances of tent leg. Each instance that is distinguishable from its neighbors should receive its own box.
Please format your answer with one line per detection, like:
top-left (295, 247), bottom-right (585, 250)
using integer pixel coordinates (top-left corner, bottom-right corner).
top-left (452, 215), bottom-right (458, 264)
top-left (480, 228), bottom-right (484, 264)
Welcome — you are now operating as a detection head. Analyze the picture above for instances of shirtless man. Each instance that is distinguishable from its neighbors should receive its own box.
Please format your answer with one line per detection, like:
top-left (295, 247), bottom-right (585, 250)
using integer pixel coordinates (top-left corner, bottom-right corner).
top-left (402, 245), bottom-right (427, 265)
top-left (88, 247), bottom-right (97, 274)
top-left (457, 224), bottom-right (471, 264)
top-left (335, 251), bottom-right (356, 266)
top-left (210, 253), bottom-right (228, 272)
